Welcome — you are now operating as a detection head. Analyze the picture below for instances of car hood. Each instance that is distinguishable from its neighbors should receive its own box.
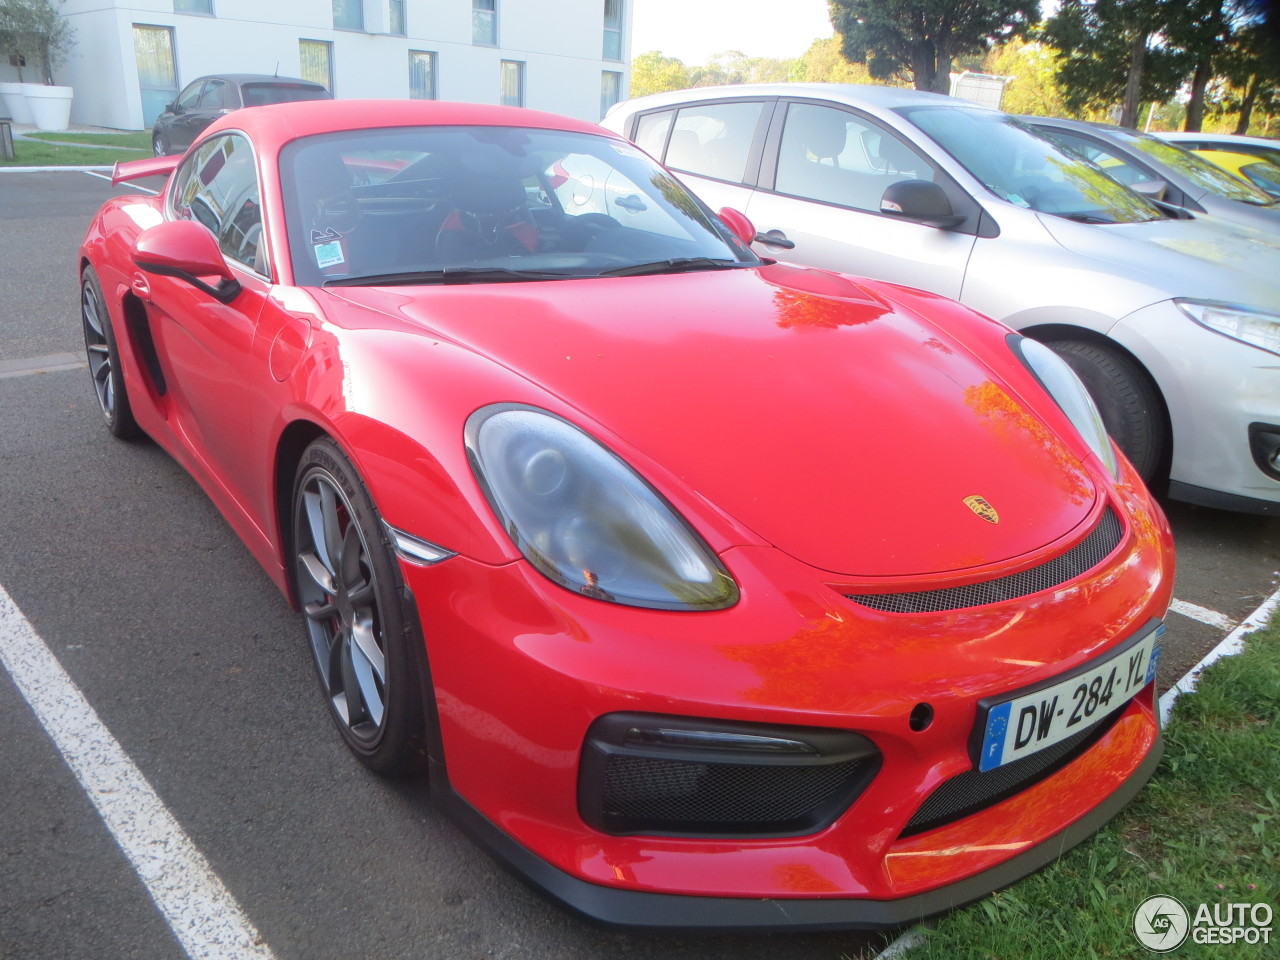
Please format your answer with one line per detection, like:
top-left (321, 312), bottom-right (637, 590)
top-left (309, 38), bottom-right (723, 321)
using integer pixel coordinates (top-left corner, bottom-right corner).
top-left (1037, 213), bottom-right (1280, 308)
top-left (323, 264), bottom-right (1098, 577)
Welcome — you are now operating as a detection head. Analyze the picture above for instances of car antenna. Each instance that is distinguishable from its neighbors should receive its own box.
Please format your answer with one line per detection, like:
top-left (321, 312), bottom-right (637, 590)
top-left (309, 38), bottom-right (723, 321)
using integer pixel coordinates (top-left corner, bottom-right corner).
top-left (274, 62), bottom-right (280, 77)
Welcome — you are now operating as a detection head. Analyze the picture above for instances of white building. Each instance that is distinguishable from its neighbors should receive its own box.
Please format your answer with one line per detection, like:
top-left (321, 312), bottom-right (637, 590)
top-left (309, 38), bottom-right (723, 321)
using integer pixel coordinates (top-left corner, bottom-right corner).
top-left (7, 0), bottom-right (632, 130)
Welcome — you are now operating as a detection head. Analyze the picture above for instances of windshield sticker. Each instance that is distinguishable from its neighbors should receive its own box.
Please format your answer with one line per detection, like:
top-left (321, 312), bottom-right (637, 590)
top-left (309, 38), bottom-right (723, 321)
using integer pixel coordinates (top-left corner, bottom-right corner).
top-left (315, 239), bottom-right (345, 268)
top-left (311, 227), bottom-right (343, 245)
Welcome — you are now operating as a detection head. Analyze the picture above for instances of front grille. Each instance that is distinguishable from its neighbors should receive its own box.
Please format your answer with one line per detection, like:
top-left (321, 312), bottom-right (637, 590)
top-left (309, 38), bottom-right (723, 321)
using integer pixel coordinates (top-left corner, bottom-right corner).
top-left (580, 713), bottom-right (880, 838)
top-left (846, 507), bottom-right (1123, 614)
top-left (900, 708), bottom-right (1121, 837)
top-left (601, 755), bottom-right (870, 832)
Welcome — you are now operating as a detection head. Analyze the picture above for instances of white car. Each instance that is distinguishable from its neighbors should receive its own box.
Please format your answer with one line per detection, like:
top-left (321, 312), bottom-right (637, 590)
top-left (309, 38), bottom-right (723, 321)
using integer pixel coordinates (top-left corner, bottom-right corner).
top-left (603, 83), bottom-right (1280, 515)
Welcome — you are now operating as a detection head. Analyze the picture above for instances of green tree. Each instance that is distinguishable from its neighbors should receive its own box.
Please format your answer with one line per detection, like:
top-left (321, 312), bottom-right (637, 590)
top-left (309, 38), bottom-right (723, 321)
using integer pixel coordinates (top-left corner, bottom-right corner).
top-left (828, 0), bottom-right (1038, 94)
top-left (793, 36), bottom-right (880, 84)
top-left (0, 0), bottom-right (74, 85)
top-left (983, 38), bottom-right (1067, 116)
top-left (1043, 0), bottom-right (1188, 128)
top-left (629, 50), bottom-right (691, 96)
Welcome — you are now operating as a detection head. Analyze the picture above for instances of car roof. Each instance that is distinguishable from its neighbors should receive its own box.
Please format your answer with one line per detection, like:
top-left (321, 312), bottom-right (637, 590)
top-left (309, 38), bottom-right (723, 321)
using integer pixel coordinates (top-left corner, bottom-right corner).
top-left (190, 73), bottom-right (325, 86)
top-left (203, 98), bottom-right (615, 153)
top-left (609, 82), bottom-right (994, 116)
top-left (1156, 131), bottom-right (1280, 149)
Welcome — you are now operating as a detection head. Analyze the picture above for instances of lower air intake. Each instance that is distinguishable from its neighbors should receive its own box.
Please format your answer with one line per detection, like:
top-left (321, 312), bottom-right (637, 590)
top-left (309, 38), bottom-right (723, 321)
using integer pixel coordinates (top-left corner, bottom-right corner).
top-left (580, 713), bottom-right (880, 837)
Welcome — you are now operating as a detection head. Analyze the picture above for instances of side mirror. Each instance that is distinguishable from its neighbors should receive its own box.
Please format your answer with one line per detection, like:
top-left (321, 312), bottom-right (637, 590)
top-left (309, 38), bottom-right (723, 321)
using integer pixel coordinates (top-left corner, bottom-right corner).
top-left (717, 206), bottom-right (756, 247)
top-left (879, 180), bottom-right (965, 229)
top-left (132, 220), bottom-right (241, 304)
top-left (1130, 179), bottom-right (1168, 202)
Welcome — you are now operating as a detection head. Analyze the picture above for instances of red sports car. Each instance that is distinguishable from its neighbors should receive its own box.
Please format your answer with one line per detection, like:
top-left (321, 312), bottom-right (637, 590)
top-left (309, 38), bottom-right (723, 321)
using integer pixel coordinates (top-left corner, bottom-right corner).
top-left (80, 99), bottom-right (1174, 931)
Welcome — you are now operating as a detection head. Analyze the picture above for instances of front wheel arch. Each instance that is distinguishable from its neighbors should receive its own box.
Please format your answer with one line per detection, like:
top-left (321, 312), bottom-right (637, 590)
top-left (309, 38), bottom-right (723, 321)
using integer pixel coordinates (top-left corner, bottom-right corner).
top-left (1022, 325), bottom-right (1171, 486)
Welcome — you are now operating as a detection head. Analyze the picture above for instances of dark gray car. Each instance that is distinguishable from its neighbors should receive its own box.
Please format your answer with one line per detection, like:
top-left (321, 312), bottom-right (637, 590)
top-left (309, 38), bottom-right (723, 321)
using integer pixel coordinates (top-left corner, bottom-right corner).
top-left (1022, 115), bottom-right (1280, 232)
top-left (151, 74), bottom-right (331, 157)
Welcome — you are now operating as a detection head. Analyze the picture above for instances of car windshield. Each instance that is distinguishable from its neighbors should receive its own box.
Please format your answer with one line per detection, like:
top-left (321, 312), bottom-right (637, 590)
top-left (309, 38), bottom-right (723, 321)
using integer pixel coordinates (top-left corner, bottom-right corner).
top-left (1109, 129), bottom-right (1276, 205)
top-left (241, 83), bottom-right (331, 107)
top-left (281, 125), bottom-right (760, 286)
top-left (898, 106), bottom-right (1164, 224)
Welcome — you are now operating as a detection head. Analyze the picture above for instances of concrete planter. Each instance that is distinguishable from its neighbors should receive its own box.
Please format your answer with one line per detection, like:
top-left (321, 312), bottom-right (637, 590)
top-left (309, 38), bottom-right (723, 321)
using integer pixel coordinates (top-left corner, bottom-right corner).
top-left (24, 84), bottom-right (73, 131)
top-left (0, 81), bottom-right (37, 125)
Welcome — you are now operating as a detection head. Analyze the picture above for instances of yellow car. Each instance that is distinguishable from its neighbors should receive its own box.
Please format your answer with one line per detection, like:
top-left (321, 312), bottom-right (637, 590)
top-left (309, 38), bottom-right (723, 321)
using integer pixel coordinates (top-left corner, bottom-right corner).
top-left (1188, 147), bottom-right (1280, 199)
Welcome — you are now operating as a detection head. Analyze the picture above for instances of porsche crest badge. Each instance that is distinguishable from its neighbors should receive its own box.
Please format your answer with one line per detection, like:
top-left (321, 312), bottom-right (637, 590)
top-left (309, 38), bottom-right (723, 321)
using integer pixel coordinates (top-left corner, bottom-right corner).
top-left (963, 495), bottom-right (999, 524)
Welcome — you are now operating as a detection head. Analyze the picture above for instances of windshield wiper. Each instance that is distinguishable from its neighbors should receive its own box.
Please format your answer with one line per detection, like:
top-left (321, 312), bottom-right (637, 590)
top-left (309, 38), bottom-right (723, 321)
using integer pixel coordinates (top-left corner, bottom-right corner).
top-left (598, 257), bottom-right (747, 278)
top-left (324, 266), bottom-right (577, 287)
top-left (1060, 213), bottom-right (1120, 224)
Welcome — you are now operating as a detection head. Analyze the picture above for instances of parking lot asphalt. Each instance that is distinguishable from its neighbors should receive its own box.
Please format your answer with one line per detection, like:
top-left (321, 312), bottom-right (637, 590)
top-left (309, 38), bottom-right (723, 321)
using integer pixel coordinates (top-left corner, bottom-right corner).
top-left (0, 169), bottom-right (1276, 960)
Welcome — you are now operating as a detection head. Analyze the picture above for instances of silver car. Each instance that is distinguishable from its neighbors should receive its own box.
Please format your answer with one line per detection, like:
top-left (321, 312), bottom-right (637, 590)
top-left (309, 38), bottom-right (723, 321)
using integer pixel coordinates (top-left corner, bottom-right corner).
top-left (603, 83), bottom-right (1280, 514)
top-left (1022, 115), bottom-right (1280, 233)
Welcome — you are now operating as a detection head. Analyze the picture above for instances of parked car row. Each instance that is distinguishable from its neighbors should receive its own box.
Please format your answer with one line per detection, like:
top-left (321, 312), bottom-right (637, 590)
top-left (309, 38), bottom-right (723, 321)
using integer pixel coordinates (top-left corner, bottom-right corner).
top-left (603, 83), bottom-right (1280, 516)
top-left (82, 93), bottom-right (1180, 931)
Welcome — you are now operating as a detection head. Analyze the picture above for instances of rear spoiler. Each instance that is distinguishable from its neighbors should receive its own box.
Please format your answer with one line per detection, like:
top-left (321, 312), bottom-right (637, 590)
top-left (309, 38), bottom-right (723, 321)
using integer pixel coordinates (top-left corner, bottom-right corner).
top-left (112, 155), bottom-right (181, 185)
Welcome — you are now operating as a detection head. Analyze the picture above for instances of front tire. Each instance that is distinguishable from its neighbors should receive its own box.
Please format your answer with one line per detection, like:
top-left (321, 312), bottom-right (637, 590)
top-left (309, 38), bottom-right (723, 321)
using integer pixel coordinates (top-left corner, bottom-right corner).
top-left (152, 130), bottom-right (168, 157)
top-left (292, 438), bottom-right (425, 774)
top-left (81, 266), bottom-right (140, 440)
top-left (1042, 338), bottom-right (1166, 482)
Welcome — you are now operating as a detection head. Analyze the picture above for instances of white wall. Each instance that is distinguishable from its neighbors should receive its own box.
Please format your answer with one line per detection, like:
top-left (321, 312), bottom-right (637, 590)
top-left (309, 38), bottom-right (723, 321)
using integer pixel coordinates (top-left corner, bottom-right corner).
top-left (29, 0), bottom-right (631, 130)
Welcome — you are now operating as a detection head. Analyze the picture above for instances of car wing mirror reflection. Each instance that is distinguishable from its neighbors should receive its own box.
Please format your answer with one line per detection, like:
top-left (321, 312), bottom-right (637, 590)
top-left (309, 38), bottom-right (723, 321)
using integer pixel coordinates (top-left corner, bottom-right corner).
top-left (132, 220), bottom-right (242, 304)
top-left (1130, 179), bottom-right (1169, 202)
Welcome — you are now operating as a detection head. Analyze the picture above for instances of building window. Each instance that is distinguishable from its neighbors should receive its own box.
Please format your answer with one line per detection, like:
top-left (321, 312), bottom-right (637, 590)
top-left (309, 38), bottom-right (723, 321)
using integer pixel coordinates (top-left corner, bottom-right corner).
top-left (603, 0), bottom-right (623, 61)
top-left (473, 0), bottom-right (497, 46)
top-left (332, 0), bottom-right (362, 31)
top-left (600, 71), bottom-right (622, 119)
top-left (299, 39), bottom-right (334, 92)
top-left (173, 0), bottom-right (213, 13)
top-left (500, 60), bottom-right (524, 107)
top-left (409, 51), bottom-right (436, 99)
top-left (389, 0), bottom-right (406, 35)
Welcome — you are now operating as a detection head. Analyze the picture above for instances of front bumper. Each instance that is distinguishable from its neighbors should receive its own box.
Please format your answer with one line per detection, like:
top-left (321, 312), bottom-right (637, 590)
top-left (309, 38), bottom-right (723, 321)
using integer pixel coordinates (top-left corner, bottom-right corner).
top-left (1110, 299), bottom-right (1280, 509)
top-left (396, 480), bottom-right (1172, 929)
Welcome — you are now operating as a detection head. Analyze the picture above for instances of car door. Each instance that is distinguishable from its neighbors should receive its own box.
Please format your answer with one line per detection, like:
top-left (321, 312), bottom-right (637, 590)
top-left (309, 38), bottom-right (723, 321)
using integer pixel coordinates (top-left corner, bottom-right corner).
top-left (631, 98), bottom-right (770, 217)
top-left (744, 100), bottom-right (979, 299)
top-left (146, 132), bottom-right (273, 524)
top-left (163, 80), bottom-right (205, 152)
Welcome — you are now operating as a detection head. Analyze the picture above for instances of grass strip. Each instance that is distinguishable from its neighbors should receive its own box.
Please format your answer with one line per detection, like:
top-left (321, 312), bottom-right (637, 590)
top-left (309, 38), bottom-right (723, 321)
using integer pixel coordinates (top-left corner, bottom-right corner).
top-left (2, 138), bottom-right (151, 167)
top-left (21, 130), bottom-right (151, 149)
top-left (908, 607), bottom-right (1279, 960)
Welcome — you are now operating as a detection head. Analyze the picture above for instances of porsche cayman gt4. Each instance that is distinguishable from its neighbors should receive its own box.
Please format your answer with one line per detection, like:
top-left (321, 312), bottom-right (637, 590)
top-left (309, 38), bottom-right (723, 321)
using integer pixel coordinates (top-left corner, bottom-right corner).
top-left (80, 99), bottom-right (1174, 931)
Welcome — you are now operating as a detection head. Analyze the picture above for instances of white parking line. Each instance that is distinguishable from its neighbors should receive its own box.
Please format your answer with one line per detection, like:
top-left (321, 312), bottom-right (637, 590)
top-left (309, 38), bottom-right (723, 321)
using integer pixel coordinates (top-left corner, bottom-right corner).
top-left (1168, 598), bottom-right (1237, 631)
top-left (1160, 585), bottom-right (1280, 725)
top-left (0, 583), bottom-right (276, 960)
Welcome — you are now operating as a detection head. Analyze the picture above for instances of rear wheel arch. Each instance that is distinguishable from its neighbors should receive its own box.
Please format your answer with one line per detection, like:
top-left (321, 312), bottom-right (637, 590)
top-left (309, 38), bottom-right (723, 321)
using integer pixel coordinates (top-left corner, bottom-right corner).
top-left (1021, 324), bottom-right (1171, 485)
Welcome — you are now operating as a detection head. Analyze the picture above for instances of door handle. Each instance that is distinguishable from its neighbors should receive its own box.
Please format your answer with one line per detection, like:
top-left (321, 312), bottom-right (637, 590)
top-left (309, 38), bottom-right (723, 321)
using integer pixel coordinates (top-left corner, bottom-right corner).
top-left (756, 229), bottom-right (795, 250)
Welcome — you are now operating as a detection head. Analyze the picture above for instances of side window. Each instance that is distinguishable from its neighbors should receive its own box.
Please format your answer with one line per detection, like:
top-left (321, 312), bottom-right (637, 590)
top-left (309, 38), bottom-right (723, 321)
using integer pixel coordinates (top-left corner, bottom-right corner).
top-left (633, 110), bottom-right (672, 159)
top-left (176, 81), bottom-right (203, 110)
top-left (1040, 131), bottom-right (1155, 186)
top-left (170, 134), bottom-right (267, 274)
top-left (198, 78), bottom-right (228, 110)
top-left (663, 101), bottom-right (763, 184)
top-left (775, 102), bottom-right (933, 211)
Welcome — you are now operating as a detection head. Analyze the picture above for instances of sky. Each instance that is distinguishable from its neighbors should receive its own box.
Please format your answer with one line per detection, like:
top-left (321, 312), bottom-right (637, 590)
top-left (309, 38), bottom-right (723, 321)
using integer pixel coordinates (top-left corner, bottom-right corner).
top-left (629, 0), bottom-right (835, 65)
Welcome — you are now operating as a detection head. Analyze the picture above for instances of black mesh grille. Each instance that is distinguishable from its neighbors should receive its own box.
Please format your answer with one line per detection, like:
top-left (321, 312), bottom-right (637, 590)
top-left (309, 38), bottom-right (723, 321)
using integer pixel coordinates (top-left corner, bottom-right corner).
top-left (601, 755), bottom-right (868, 831)
top-left (901, 709), bottom-right (1121, 837)
top-left (847, 508), bottom-right (1123, 614)
top-left (580, 714), bottom-right (881, 838)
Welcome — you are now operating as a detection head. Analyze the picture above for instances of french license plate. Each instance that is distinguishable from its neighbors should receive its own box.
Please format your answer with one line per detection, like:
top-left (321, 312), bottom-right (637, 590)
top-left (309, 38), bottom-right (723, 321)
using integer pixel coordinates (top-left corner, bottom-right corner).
top-left (977, 621), bottom-right (1163, 772)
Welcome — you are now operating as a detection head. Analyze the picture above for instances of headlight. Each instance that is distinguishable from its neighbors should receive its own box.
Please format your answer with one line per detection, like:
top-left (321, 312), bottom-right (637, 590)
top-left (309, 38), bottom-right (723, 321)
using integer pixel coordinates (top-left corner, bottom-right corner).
top-left (1010, 336), bottom-right (1119, 479)
top-left (466, 405), bottom-right (739, 611)
top-left (1176, 299), bottom-right (1280, 356)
